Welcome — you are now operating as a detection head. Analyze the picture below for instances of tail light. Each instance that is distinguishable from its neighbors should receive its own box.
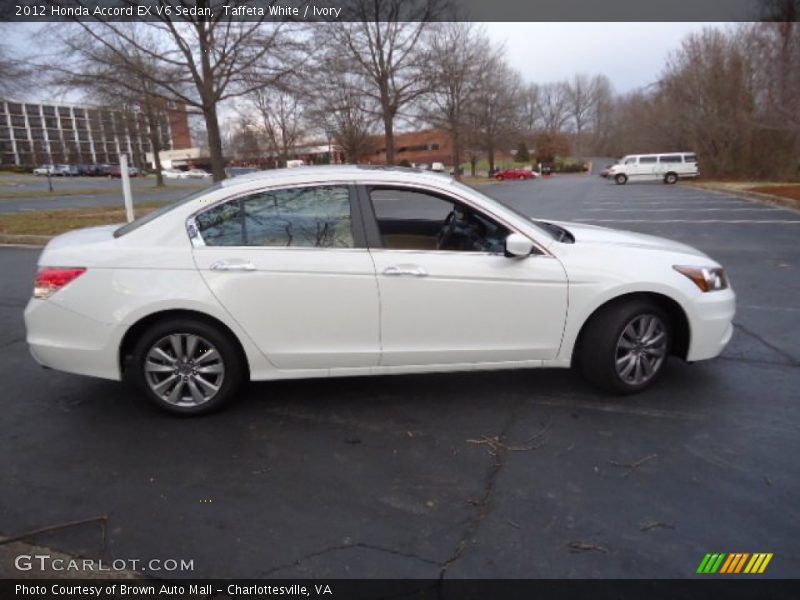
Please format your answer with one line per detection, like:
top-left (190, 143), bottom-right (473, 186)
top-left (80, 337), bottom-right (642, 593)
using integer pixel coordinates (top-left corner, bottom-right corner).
top-left (33, 267), bottom-right (86, 299)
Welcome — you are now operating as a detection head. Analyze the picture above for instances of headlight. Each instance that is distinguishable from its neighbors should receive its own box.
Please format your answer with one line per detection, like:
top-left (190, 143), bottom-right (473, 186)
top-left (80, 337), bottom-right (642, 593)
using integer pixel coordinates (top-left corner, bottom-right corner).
top-left (673, 265), bottom-right (728, 292)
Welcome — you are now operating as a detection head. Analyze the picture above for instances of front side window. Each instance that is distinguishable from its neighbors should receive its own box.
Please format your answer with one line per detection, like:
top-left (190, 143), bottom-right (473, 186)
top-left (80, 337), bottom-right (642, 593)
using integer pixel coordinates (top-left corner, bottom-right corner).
top-left (196, 185), bottom-right (354, 248)
top-left (623, 157), bottom-right (637, 165)
top-left (369, 187), bottom-right (509, 253)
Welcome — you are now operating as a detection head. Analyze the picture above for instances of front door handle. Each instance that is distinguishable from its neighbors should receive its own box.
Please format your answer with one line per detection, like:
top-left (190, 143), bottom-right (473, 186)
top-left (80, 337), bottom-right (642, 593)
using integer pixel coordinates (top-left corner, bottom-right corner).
top-left (383, 265), bottom-right (428, 277)
top-left (210, 260), bottom-right (256, 272)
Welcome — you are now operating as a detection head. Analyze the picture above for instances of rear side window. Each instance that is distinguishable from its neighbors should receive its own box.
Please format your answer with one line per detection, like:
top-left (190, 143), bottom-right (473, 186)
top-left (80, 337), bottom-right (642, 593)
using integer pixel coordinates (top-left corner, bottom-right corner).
top-left (114, 182), bottom-right (225, 238)
top-left (659, 155), bottom-right (683, 163)
top-left (684, 154), bottom-right (698, 163)
top-left (639, 156), bottom-right (658, 164)
top-left (195, 185), bottom-right (354, 248)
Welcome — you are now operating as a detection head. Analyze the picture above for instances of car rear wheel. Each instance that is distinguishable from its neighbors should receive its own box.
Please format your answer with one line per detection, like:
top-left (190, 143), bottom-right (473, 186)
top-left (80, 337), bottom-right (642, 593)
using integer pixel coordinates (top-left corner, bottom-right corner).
top-left (495, 174), bottom-right (504, 181)
top-left (129, 318), bottom-right (245, 415)
top-left (664, 172), bottom-right (678, 184)
top-left (615, 174), bottom-right (628, 185)
top-left (577, 299), bottom-right (670, 394)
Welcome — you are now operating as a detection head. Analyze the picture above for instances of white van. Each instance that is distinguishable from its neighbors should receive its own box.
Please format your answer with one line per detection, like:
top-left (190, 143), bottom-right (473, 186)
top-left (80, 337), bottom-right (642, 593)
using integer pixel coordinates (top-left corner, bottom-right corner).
top-left (608, 152), bottom-right (698, 185)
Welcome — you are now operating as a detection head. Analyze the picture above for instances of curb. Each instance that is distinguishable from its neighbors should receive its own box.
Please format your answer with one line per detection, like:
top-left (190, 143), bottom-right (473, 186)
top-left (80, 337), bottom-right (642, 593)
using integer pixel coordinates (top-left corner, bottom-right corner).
top-left (0, 234), bottom-right (50, 247)
top-left (687, 183), bottom-right (800, 213)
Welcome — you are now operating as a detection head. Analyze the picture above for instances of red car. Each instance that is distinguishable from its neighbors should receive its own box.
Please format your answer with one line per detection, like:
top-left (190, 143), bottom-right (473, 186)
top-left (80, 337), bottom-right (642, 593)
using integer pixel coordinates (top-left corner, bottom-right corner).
top-left (494, 168), bottom-right (536, 181)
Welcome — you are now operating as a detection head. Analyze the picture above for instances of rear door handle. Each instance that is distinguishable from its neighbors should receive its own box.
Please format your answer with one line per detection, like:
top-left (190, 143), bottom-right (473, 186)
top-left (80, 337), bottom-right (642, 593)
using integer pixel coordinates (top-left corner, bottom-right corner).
top-left (210, 260), bottom-right (256, 272)
top-left (383, 265), bottom-right (428, 277)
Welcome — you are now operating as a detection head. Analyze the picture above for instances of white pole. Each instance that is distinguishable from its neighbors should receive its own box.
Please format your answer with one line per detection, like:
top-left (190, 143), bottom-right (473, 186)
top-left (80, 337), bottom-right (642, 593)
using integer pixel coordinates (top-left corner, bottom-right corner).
top-left (120, 154), bottom-right (134, 223)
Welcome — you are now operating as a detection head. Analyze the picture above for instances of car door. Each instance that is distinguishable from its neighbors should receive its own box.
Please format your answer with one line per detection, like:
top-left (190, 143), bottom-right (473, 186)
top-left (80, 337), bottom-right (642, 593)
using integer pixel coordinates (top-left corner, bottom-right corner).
top-left (190, 183), bottom-right (380, 371)
top-left (360, 184), bottom-right (568, 367)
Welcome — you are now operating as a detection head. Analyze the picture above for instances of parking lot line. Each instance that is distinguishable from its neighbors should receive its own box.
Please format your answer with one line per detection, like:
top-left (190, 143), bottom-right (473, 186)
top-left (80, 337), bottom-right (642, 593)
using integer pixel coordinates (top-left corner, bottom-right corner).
top-left (577, 219), bottom-right (800, 224)
top-left (584, 207), bottom-right (781, 212)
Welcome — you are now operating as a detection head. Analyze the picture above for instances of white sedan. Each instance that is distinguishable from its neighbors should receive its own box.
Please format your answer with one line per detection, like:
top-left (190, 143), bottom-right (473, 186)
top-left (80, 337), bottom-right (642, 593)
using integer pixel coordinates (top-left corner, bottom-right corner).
top-left (161, 169), bottom-right (187, 179)
top-left (24, 166), bottom-right (735, 415)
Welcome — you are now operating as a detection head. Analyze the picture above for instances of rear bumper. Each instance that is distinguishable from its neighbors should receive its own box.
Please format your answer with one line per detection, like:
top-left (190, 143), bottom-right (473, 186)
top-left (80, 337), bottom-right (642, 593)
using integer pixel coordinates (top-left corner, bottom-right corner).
top-left (24, 298), bottom-right (122, 381)
top-left (686, 288), bottom-right (736, 361)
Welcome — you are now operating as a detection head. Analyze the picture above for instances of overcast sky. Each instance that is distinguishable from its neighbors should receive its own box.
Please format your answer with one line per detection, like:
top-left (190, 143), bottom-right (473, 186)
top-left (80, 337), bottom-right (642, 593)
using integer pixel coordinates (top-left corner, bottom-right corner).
top-left (484, 22), bottom-right (727, 93)
top-left (6, 22), bottom-right (730, 101)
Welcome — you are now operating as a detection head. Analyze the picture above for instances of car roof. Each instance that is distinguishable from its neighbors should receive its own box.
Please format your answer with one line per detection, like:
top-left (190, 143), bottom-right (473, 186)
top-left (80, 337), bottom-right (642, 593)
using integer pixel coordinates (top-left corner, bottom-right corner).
top-left (220, 164), bottom-right (452, 189)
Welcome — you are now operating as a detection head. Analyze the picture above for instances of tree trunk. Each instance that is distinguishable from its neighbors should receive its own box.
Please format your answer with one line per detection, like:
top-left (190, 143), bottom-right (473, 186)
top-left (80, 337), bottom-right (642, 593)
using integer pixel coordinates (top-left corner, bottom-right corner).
top-left (488, 145), bottom-right (496, 172)
top-left (470, 158), bottom-right (476, 177)
top-left (145, 104), bottom-right (165, 187)
top-left (204, 105), bottom-right (226, 181)
top-left (382, 111), bottom-right (395, 165)
top-left (451, 128), bottom-right (461, 181)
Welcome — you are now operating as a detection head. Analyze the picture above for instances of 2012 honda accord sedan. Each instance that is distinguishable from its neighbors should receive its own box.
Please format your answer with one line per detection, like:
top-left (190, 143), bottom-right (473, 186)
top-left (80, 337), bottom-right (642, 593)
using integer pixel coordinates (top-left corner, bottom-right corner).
top-left (24, 166), bottom-right (735, 415)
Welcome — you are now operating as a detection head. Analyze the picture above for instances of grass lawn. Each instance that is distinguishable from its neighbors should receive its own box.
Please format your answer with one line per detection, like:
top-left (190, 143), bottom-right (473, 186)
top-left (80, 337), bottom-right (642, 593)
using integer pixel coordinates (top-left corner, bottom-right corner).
top-left (0, 203), bottom-right (163, 237)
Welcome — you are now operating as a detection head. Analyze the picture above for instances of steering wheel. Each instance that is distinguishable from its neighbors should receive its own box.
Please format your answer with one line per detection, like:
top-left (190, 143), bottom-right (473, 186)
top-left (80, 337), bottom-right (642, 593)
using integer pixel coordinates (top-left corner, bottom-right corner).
top-left (436, 209), bottom-right (487, 251)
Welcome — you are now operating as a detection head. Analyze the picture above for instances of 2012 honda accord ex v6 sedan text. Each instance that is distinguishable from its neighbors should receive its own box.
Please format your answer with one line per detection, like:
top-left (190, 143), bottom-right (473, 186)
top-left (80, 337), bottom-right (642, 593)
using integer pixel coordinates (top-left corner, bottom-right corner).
top-left (24, 166), bottom-right (735, 415)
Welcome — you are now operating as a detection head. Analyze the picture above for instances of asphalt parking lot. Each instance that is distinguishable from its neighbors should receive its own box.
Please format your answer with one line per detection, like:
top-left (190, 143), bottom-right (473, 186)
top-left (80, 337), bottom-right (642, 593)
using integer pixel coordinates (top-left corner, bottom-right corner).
top-left (0, 167), bottom-right (798, 580)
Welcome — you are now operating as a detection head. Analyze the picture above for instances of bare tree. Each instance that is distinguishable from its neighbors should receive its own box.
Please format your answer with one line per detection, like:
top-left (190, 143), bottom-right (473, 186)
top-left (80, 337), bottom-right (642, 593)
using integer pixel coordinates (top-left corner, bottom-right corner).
top-left (420, 23), bottom-right (498, 179)
top-left (328, 0), bottom-right (445, 165)
top-left (536, 81), bottom-right (571, 134)
top-left (470, 58), bottom-right (523, 171)
top-left (51, 26), bottom-right (174, 185)
top-left (245, 88), bottom-right (306, 168)
top-left (565, 74), bottom-right (608, 158)
top-left (61, 4), bottom-right (302, 180)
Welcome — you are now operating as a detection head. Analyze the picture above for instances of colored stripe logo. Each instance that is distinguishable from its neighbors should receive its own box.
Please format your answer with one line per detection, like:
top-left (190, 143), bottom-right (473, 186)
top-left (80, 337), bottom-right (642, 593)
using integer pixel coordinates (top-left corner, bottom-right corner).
top-left (697, 553), bottom-right (773, 574)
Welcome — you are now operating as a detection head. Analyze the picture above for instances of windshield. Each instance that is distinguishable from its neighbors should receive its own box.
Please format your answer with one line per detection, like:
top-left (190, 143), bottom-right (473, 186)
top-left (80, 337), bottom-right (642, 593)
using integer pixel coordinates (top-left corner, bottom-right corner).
top-left (450, 179), bottom-right (556, 240)
top-left (113, 182), bottom-right (224, 238)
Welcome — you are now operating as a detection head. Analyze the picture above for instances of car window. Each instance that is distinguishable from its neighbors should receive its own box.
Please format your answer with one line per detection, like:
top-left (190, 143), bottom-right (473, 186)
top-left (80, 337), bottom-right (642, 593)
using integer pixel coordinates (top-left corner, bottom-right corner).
top-left (196, 185), bottom-right (354, 248)
top-left (623, 157), bottom-right (637, 165)
top-left (368, 187), bottom-right (509, 253)
top-left (114, 182), bottom-right (227, 238)
top-left (659, 155), bottom-right (683, 163)
top-left (639, 156), bottom-right (658, 164)
top-left (684, 154), bottom-right (698, 163)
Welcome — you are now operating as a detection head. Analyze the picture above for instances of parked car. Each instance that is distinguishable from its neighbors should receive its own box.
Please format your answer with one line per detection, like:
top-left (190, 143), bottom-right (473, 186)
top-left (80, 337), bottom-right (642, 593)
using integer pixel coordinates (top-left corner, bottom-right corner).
top-left (431, 162), bottom-right (445, 172)
top-left (33, 165), bottom-right (55, 176)
top-left (52, 164), bottom-right (75, 176)
top-left (225, 167), bottom-right (260, 178)
top-left (108, 165), bottom-right (139, 178)
top-left (183, 168), bottom-right (211, 178)
top-left (88, 164), bottom-right (112, 177)
top-left (73, 164), bottom-right (91, 176)
top-left (607, 152), bottom-right (699, 185)
top-left (161, 169), bottom-right (187, 179)
top-left (494, 168), bottom-right (536, 181)
top-left (25, 166), bottom-right (735, 415)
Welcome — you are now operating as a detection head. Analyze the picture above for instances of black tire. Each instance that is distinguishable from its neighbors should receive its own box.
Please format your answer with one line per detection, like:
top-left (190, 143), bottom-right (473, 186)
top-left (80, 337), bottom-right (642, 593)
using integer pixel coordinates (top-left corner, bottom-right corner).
top-left (129, 317), bottom-right (245, 415)
top-left (614, 173), bottom-right (628, 185)
top-left (577, 299), bottom-right (671, 394)
top-left (664, 172), bottom-right (678, 185)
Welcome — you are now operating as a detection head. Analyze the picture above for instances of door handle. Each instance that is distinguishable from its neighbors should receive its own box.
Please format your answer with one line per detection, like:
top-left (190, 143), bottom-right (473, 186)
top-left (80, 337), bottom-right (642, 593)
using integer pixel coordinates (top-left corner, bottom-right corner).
top-left (210, 260), bottom-right (256, 272)
top-left (383, 265), bottom-right (428, 277)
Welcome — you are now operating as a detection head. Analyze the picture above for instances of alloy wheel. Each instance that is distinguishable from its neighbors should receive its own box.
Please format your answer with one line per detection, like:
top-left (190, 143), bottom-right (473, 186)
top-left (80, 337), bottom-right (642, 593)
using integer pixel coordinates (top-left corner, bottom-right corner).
top-left (614, 314), bottom-right (667, 386)
top-left (143, 334), bottom-right (225, 407)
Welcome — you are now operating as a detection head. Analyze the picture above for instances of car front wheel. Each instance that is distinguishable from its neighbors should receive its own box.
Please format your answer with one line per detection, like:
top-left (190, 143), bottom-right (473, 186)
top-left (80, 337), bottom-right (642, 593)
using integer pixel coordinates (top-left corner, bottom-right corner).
top-left (129, 318), bottom-right (245, 415)
top-left (615, 173), bottom-right (628, 185)
top-left (578, 299), bottom-right (670, 394)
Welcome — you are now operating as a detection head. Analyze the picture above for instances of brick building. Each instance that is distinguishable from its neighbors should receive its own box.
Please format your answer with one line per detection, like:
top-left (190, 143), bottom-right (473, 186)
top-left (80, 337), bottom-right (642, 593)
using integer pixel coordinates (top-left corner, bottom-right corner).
top-left (0, 99), bottom-right (192, 168)
top-left (369, 128), bottom-right (452, 165)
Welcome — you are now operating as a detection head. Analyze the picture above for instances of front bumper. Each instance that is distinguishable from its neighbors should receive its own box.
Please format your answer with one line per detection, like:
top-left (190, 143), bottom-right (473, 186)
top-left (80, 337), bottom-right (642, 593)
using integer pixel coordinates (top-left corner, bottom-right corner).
top-left (685, 288), bottom-right (736, 362)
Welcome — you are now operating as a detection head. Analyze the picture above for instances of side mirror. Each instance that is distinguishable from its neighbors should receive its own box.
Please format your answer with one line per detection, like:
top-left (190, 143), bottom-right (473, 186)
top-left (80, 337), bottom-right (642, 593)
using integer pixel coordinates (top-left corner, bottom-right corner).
top-left (505, 233), bottom-right (534, 257)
